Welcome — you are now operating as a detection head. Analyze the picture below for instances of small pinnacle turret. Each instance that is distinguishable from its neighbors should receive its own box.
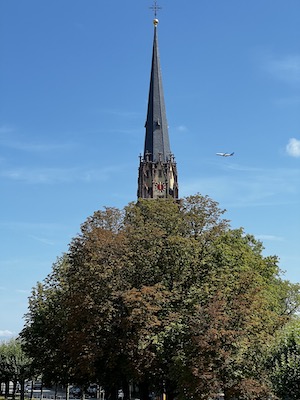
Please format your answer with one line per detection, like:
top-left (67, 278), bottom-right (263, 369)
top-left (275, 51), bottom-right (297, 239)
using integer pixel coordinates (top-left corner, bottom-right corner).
top-left (137, 17), bottom-right (178, 200)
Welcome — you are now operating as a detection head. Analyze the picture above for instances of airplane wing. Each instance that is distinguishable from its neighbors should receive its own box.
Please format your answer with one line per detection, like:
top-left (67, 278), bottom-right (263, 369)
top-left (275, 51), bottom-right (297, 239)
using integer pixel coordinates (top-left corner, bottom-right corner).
top-left (216, 152), bottom-right (234, 157)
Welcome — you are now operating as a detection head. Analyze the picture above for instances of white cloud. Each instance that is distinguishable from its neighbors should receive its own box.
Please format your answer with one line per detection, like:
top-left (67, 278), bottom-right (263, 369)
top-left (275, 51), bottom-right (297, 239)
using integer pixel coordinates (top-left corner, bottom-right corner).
top-left (0, 165), bottom-right (121, 184)
top-left (0, 125), bottom-right (76, 152)
top-left (181, 164), bottom-right (300, 208)
top-left (0, 330), bottom-right (16, 338)
top-left (0, 221), bottom-right (63, 231)
top-left (263, 54), bottom-right (300, 84)
top-left (255, 234), bottom-right (284, 242)
top-left (176, 125), bottom-right (188, 133)
top-left (99, 108), bottom-right (141, 119)
top-left (0, 137), bottom-right (73, 153)
top-left (28, 235), bottom-right (55, 246)
top-left (0, 125), bottom-right (14, 135)
top-left (274, 96), bottom-right (300, 107)
top-left (15, 289), bottom-right (31, 294)
top-left (286, 138), bottom-right (300, 157)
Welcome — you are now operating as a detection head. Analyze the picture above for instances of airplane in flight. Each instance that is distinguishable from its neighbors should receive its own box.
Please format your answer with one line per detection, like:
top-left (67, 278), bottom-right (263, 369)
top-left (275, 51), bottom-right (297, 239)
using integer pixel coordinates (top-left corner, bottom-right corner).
top-left (216, 152), bottom-right (234, 157)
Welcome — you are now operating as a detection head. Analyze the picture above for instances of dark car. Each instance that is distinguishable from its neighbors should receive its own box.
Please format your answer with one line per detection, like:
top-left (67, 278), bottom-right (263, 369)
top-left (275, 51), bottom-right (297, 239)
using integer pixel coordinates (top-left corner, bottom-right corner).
top-left (69, 387), bottom-right (81, 398)
top-left (86, 384), bottom-right (98, 398)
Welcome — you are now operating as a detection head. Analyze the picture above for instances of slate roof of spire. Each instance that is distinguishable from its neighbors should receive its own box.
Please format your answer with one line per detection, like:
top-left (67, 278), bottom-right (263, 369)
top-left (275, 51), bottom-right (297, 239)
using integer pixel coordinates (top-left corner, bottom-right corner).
top-left (144, 22), bottom-right (171, 163)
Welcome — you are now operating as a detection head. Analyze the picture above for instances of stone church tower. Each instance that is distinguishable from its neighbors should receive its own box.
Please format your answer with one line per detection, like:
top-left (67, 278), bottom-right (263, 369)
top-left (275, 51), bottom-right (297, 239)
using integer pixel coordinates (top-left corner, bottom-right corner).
top-left (137, 18), bottom-right (178, 200)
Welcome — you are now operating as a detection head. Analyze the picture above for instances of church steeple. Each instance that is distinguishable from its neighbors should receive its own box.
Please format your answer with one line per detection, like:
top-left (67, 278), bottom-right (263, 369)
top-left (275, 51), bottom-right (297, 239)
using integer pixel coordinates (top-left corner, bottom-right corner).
top-left (137, 17), bottom-right (178, 199)
top-left (144, 20), bottom-right (170, 163)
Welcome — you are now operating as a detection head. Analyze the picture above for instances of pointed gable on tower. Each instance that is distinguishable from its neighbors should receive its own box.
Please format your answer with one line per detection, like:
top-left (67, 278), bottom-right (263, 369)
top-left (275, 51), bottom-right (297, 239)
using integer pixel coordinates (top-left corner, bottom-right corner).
top-left (137, 18), bottom-right (178, 200)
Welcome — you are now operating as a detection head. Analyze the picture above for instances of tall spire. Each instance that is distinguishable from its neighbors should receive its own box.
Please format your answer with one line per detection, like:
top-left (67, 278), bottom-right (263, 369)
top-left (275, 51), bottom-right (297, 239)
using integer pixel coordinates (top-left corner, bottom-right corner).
top-left (137, 15), bottom-right (178, 200)
top-left (144, 19), bottom-right (171, 163)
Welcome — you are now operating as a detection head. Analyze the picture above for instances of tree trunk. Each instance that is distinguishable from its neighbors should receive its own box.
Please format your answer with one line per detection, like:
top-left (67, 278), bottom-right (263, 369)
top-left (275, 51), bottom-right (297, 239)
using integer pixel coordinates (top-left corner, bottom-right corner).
top-left (20, 379), bottom-right (25, 400)
top-left (65, 384), bottom-right (70, 400)
top-left (40, 383), bottom-right (44, 400)
top-left (12, 380), bottom-right (18, 400)
top-left (122, 380), bottom-right (130, 400)
top-left (5, 380), bottom-right (9, 399)
top-left (29, 381), bottom-right (34, 400)
top-left (165, 378), bottom-right (177, 400)
top-left (104, 385), bottom-right (118, 400)
top-left (223, 387), bottom-right (231, 400)
top-left (139, 381), bottom-right (149, 400)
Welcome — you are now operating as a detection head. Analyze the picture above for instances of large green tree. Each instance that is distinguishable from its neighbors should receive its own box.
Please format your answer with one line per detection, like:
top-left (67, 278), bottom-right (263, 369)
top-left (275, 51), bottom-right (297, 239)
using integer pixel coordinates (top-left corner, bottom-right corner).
top-left (22, 256), bottom-right (74, 388)
top-left (21, 195), bottom-right (300, 400)
top-left (267, 317), bottom-right (300, 399)
top-left (0, 339), bottom-right (32, 400)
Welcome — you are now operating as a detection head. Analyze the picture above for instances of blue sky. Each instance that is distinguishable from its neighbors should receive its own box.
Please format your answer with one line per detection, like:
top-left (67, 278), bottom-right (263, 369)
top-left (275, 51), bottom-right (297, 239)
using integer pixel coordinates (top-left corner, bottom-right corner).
top-left (1, 0), bottom-right (299, 339)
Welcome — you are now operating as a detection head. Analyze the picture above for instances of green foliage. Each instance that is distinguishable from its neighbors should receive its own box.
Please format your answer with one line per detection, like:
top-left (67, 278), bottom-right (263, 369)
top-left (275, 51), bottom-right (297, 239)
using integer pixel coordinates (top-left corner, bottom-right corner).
top-left (0, 338), bottom-right (32, 400)
top-left (267, 317), bottom-right (300, 399)
top-left (22, 256), bottom-right (73, 386)
top-left (20, 194), bottom-right (300, 400)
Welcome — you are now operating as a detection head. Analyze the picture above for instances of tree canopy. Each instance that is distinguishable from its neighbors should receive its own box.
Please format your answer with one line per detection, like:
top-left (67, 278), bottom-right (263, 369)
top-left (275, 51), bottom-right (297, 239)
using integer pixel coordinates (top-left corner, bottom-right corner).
top-left (267, 317), bottom-right (300, 399)
top-left (0, 339), bottom-right (32, 400)
top-left (21, 195), bottom-right (300, 400)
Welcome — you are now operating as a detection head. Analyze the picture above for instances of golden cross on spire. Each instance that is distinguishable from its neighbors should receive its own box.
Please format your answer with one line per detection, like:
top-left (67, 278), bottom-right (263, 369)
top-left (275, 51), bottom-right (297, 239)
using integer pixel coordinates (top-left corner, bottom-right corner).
top-left (149, 0), bottom-right (162, 18)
